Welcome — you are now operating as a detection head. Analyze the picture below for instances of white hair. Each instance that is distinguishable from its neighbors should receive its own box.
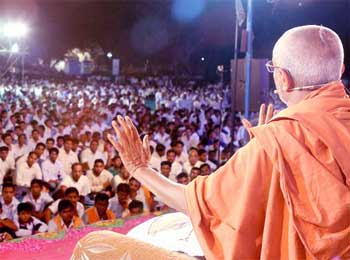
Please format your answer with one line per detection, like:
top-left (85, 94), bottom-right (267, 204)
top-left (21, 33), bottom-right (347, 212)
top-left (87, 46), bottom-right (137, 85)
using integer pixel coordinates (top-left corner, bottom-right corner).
top-left (272, 25), bottom-right (344, 88)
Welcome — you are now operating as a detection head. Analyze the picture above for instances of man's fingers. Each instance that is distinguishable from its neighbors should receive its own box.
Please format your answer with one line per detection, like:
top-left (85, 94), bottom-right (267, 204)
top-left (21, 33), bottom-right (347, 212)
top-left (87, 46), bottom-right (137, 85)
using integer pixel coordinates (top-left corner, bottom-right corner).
top-left (258, 103), bottom-right (266, 126)
top-left (266, 104), bottom-right (274, 123)
top-left (242, 118), bottom-right (252, 129)
top-left (143, 135), bottom-right (151, 161)
top-left (117, 115), bottom-right (132, 140)
top-left (112, 120), bottom-right (128, 147)
top-left (125, 116), bottom-right (140, 143)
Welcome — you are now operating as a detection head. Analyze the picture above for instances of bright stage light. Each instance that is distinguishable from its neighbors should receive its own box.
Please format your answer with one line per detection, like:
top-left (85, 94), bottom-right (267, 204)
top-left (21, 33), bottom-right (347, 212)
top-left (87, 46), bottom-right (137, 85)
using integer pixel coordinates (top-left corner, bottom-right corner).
top-left (10, 43), bottom-right (19, 53)
top-left (3, 22), bottom-right (29, 38)
top-left (201, 57), bottom-right (205, 61)
top-left (107, 52), bottom-right (113, 59)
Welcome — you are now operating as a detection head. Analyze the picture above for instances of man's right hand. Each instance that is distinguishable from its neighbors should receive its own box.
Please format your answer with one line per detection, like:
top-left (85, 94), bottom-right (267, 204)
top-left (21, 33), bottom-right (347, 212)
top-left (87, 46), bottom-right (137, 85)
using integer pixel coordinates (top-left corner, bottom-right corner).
top-left (107, 116), bottom-right (151, 175)
top-left (242, 103), bottom-right (274, 130)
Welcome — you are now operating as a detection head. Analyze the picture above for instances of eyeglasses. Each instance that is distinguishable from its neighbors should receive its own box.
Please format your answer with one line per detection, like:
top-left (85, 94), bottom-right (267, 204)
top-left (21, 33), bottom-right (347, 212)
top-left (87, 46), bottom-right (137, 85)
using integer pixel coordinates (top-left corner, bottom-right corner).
top-left (265, 60), bottom-right (285, 73)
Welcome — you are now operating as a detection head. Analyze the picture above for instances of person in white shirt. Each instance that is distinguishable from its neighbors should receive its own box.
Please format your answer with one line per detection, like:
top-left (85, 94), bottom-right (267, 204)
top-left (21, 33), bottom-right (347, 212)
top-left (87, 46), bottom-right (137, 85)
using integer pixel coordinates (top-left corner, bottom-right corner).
top-left (112, 165), bottom-right (130, 191)
top-left (149, 143), bottom-right (166, 171)
top-left (47, 199), bottom-right (83, 232)
top-left (43, 119), bottom-right (56, 141)
top-left (165, 149), bottom-right (183, 182)
top-left (16, 152), bottom-right (42, 188)
top-left (22, 179), bottom-right (53, 220)
top-left (0, 146), bottom-right (15, 181)
top-left (109, 183), bottom-right (131, 218)
top-left (14, 202), bottom-right (48, 237)
top-left (44, 187), bottom-right (84, 223)
top-left (12, 134), bottom-right (29, 160)
top-left (180, 127), bottom-right (200, 151)
top-left (80, 139), bottom-right (107, 170)
top-left (183, 148), bottom-right (203, 174)
top-left (198, 149), bottom-right (217, 171)
top-left (42, 138), bottom-right (55, 159)
top-left (0, 183), bottom-right (19, 221)
top-left (86, 159), bottom-right (113, 194)
top-left (153, 125), bottom-right (171, 148)
top-left (41, 147), bottom-right (65, 191)
top-left (16, 142), bottom-right (46, 168)
top-left (27, 129), bottom-right (41, 151)
top-left (1, 133), bottom-right (15, 159)
top-left (173, 140), bottom-right (188, 165)
top-left (58, 137), bottom-right (79, 176)
top-left (59, 163), bottom-right (90, 197)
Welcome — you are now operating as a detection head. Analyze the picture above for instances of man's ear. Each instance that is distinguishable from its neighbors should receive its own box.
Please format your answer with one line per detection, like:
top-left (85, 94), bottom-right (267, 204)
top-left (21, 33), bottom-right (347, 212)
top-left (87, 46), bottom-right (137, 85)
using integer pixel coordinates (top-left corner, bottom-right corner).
top-left (280, 69), bottom-right (295, 92)
top-left (341, 64), bottom-right (345, 76)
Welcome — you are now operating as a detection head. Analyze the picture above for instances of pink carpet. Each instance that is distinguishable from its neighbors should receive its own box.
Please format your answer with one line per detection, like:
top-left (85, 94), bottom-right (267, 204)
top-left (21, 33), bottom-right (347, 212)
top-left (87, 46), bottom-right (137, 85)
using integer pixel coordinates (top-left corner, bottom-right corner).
top-left (0, 214), bottom-right (158, 260)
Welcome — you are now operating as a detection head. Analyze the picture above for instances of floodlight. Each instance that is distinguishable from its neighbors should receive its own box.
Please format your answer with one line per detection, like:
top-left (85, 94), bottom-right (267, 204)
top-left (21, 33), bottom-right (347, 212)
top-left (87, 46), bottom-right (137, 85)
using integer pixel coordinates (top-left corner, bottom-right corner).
top-left (3, 22), bottom-right (29, 38)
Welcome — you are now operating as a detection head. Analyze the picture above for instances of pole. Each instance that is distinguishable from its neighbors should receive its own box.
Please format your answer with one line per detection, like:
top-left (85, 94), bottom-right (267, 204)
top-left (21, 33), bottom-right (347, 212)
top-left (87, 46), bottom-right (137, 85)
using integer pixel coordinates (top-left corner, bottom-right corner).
top-left (217, 69), bottom-right (224, 166)
top-left (21, 54), bottom-right (24, 83)
top-left (231, 15), bottom-right (239, 154)
top-left (244, 0), bottom-right (253, 119)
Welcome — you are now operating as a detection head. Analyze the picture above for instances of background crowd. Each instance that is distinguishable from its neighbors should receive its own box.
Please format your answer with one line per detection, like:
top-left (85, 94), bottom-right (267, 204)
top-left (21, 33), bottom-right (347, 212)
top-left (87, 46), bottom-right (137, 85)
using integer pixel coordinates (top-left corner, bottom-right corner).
top-left (0, 75), bottom-right (245, 241)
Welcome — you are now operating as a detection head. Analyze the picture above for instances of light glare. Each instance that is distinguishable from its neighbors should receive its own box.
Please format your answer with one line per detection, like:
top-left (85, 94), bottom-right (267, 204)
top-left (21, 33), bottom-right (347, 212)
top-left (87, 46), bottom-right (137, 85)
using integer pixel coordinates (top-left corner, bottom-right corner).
top-left (3, 22), bottom-right (29, 38)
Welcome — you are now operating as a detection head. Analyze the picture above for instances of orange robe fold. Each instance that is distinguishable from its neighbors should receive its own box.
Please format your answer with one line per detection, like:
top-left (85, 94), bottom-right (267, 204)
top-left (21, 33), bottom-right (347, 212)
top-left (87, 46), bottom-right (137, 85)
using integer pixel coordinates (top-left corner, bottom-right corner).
top-left (185, 82), bottom-right (350, 259)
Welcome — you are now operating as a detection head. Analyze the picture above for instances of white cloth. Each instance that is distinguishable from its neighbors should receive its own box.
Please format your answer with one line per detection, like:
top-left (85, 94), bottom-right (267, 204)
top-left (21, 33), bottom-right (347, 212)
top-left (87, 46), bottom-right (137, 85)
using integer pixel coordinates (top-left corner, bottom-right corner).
top-left (22, 192), bottom-right (53, 212)
top-left (80, 148), bottom-right (107, 170)
top-left (86, 169), bottom-right (113, 193)
top-left (58, 148), bottom-right (79, 176)
top-left (41, 159), bottom-right (66, 182)
top-left (60, 175), bottom-right (91, 196)
top-left (16, 162), bottom-right (43, 187)
top-left (127, 212), bottom-right (203, 257)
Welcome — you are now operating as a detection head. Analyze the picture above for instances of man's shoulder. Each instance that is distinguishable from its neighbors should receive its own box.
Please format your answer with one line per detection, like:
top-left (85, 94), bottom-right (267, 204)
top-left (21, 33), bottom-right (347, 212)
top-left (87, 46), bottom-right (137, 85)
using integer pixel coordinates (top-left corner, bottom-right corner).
top-left (102, 169), bottom-right (113, 177)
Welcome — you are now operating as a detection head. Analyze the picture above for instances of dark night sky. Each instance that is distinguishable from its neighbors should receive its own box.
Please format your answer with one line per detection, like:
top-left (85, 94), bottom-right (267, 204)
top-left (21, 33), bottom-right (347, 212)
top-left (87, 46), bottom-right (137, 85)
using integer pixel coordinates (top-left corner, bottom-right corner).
top-left (0, 0), bottom-right (349, 73)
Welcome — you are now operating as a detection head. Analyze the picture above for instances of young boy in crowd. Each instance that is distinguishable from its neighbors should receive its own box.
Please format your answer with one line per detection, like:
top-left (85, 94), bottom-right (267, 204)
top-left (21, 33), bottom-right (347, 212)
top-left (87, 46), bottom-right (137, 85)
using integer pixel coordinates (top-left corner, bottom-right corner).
top-left (44, 187), bottom-right (84, 223)
top-left (176, 172), bottom-right (190, 185)
top-left (14, 202), bottom-right (48, 237)
top-left (22, 179), bottom-right (53, 221)
top-left (128, 200), bottom-right (144, 216)
top-left (83, 193), bottom-right (115, 224)
top-left (108, 183), bottom-right (131, 218)
top-left (0, 201), bottom-right (18, 238)
top-left (0, 183), bottom-right (19, 221)
top-left (48, 199), bottom-right (83, 232)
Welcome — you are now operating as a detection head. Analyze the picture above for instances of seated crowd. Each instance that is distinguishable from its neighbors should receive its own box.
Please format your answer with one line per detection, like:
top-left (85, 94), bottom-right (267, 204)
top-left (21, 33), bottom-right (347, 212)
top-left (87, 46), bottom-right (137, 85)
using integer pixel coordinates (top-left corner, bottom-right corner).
top-left (0, 76), bottom-right (238, 241)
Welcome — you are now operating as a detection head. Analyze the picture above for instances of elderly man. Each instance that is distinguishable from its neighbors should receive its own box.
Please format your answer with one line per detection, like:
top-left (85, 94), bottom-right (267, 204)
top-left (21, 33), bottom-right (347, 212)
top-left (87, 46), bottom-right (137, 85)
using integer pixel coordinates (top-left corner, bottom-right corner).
top-left (75, 25), bottom-right (349, 259)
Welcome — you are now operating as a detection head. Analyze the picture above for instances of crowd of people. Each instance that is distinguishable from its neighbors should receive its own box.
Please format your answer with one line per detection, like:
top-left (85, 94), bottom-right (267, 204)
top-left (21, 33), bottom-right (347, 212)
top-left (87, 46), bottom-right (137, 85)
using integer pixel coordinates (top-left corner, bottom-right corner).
top-left (0, 75), bottom-right (243, 241)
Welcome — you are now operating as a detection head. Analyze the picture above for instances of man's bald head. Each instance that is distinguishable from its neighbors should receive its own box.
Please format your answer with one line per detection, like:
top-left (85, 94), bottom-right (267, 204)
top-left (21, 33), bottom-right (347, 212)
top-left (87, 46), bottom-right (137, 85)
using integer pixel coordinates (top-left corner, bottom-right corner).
top-left (273, 25), bottom-right (344, 88)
